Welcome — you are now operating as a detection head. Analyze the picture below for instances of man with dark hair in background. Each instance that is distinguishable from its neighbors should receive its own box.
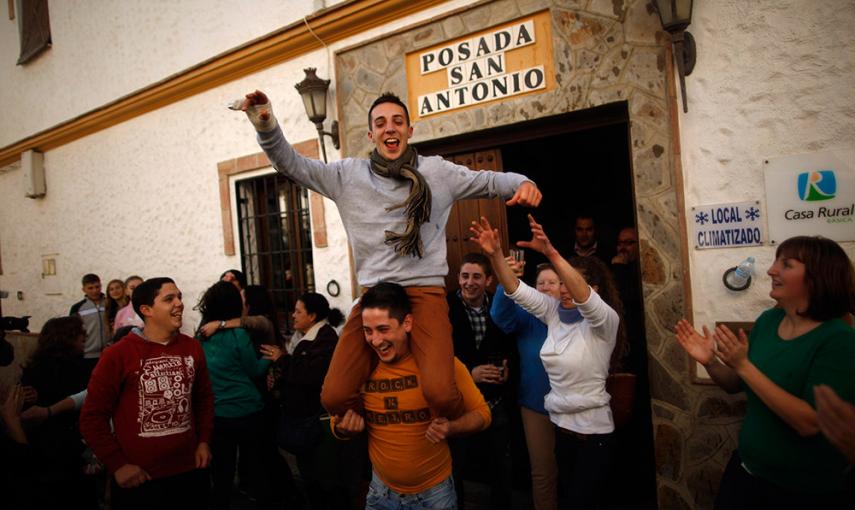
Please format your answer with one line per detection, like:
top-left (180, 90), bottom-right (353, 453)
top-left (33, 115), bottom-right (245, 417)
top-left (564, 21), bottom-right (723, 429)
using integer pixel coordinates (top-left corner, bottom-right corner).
top-left (80, 277), bottom-right (214, 510)
top-left (69, 273), bottom-right (110, 378)
top-left (447, 252), bottom-right (514, 509)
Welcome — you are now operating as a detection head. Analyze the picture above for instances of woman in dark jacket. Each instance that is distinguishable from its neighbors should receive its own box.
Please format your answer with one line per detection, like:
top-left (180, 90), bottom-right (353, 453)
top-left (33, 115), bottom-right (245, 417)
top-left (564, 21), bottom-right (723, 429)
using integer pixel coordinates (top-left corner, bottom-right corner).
top-left (20, 316), bottom-right (96, 509)
top-left (273, 292), bottom-right (358, 509)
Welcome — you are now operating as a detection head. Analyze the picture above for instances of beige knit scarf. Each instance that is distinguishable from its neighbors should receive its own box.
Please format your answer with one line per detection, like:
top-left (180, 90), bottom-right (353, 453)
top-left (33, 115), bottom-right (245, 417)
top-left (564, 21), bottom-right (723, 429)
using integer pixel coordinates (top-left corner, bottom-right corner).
top-left (369, 146), bottom-right (432, 259)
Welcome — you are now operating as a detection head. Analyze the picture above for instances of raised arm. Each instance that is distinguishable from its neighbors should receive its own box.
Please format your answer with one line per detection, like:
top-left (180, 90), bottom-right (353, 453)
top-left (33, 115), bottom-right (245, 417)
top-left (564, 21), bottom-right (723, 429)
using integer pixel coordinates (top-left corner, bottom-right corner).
top-left (468, 217), bottom-right (519, 294)
top-left (234, 90), bottom-right (345, 199)
top-left (517, 214), bottom-right (588, 303)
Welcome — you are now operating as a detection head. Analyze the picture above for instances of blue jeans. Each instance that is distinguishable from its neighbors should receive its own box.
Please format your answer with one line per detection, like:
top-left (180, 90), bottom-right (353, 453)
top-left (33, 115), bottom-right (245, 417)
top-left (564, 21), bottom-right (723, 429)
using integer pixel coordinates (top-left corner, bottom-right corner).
top-left (365, 471), bottom-right (457, 510)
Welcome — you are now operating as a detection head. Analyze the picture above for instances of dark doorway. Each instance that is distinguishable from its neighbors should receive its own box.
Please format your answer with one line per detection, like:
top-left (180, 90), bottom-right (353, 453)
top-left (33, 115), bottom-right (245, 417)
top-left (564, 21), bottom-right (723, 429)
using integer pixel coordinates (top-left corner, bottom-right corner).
top-left (417, 101), bottom-right (657, 509)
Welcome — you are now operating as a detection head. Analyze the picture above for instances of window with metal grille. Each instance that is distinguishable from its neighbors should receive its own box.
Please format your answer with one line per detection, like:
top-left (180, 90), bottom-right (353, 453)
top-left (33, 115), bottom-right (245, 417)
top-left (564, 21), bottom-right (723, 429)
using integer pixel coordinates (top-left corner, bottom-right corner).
top-left (236, 173), bottom-right (314, 331)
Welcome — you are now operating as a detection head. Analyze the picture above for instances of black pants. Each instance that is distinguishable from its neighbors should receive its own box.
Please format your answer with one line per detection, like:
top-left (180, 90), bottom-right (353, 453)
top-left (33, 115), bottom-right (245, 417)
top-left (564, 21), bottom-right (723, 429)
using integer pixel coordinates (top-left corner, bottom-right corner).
top-left (211, 412), bottom-right (267, 510)
top-left (715, 450), bottom-right (851, 510)
top-left (451, 400), bottom-right (512, 510)
top-left (111, 468), bottom-right (208, 510)
top-left (555, 427), bottom-right (615, 510)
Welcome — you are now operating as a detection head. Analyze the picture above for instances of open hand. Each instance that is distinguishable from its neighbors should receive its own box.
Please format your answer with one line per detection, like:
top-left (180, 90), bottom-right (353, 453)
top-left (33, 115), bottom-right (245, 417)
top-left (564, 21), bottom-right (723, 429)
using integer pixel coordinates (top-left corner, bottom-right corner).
top-left (814, 385), bottom-right (855, 464)
top-left (674, 319), bottom-right (715, 366)
top-left (506, 181), bottom-right (542, 207)
top-left (516, 214), bottom-right (556, 257)
top-left (712, 325), bottom-right (749, 371)
top-left (199, 321), bottom-right (219, 338)
top-left (468, 217), bottom-right (503, 257)
top-left (260, 344), bottom-right (283, 362)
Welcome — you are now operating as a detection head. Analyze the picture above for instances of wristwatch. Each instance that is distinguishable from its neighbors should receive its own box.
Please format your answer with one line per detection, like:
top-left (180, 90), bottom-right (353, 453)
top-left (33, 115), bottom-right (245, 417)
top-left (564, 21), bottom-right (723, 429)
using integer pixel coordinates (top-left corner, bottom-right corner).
top-left (218, 320), bottom-right (226, 330)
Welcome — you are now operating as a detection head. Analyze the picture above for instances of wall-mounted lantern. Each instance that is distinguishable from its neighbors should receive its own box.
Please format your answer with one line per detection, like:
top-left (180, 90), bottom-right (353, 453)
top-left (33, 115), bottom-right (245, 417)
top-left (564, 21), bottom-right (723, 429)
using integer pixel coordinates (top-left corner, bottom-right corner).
top-left (295, 68), bottom-right (340, 163)
top-left (653, 0), bottom-right (696, 113)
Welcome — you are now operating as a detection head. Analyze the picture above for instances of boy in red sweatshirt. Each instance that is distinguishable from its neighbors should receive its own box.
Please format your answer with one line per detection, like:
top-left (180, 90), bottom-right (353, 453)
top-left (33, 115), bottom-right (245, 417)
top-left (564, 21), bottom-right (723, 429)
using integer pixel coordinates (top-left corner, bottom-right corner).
top-left (80, 277), bottom-right (214, 509)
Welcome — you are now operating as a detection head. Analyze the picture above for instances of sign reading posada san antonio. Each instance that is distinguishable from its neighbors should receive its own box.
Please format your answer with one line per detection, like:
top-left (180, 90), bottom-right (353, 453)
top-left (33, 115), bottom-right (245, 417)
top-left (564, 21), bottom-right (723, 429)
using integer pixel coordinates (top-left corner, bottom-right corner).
top-left (405, 11), bottom-right (555, 121)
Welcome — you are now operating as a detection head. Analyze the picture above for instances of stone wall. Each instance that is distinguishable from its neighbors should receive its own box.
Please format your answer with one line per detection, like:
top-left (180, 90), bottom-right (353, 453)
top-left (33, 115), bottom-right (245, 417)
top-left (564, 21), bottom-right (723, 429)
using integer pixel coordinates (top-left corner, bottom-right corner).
top-left (335, 1), bottom-right (744, 507)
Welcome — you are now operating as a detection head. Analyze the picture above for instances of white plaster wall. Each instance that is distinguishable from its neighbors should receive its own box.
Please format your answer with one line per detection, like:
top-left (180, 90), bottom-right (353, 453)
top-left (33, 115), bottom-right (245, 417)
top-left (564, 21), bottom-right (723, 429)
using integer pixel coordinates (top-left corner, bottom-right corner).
top-left (0, 0), bottom-right (471, 332)
top-left (0, 0), bottom-right (351, 146)
top-left (679, 0), bottom-right (855, 328)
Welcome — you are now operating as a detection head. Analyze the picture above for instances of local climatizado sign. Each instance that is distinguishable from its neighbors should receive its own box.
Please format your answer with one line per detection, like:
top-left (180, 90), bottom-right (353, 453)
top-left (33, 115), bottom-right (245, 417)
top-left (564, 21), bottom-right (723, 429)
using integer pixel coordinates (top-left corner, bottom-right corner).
top-left (690, 201), bottom-right (765, 250)
top-left (764, 149), bottom-right (855, 243)
top-left (405, 11), bottom-right (555, 121)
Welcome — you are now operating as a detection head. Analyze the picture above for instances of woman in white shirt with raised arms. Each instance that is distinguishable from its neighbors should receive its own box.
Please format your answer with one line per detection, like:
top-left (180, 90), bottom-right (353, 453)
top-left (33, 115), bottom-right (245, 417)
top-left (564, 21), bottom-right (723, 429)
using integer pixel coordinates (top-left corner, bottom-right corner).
top-left (470, 214), bottom-right (622, 510)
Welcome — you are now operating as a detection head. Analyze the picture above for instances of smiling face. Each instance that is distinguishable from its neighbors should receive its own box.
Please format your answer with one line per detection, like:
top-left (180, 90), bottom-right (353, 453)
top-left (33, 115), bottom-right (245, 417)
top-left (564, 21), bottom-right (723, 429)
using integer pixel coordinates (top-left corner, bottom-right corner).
top-left (767, 256), bottom-right (809, 307)
top-left (458, 262), bottom-right (492, 307)
top-left (535, 268), bottom-right (561, 299)
top-left (108, 281), bottom-right (125, 301)
top-left (140, 283), bottom-right (184, 333)
top-left (367, 102), bottom-right (413, 161)
top-left (362, 307), bottom-right (412, 364)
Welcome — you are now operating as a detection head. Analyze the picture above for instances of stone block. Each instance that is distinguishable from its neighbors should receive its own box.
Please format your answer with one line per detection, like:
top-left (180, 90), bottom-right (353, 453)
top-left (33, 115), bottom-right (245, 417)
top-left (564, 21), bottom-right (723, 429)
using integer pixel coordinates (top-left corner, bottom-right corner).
top-left (685, 464), bottom-right (724, 510)
top-left (441, 16), bottom-right (466, 39)
top-left (657, 484), bottom-right (692, 510)
top-left (624, 0), bottom-right (661, 45)
top-left (624, 46), bottom-right (667, 96)
top-left (362, 44), bottom-right (391, 75)
top-left (654, 422), bottom-right (683, 480)
top-left (697, 396), bottom-right (747, 420)
top-left (686, 425), bottom-right (727, 463)
top-left (588, 0), bottom-right (626, 20)
top-left (356, 68), bottom-right (385, 95)
top-left (648, 357), bottom-right (689, 411)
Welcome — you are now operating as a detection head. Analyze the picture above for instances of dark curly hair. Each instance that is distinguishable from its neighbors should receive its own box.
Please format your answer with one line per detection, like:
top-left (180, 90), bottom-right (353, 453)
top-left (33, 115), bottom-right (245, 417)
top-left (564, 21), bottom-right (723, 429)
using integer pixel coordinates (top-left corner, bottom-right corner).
top-left (196, 281), bottom-right (244, 339)
top-left (25, 316), bottom-right (86, 370)
top-left (568, 256), bottom-right (629, 372)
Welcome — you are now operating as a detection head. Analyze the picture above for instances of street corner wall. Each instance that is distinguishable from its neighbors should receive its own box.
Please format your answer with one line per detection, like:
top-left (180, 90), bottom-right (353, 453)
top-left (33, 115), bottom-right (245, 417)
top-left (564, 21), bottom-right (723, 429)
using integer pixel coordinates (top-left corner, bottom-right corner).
top-left (333, 0), bottom-right (733, 506)
top-left (672, 0), bottom-right (855, 507)
top-left (682, 0), bottom-right (855, 330)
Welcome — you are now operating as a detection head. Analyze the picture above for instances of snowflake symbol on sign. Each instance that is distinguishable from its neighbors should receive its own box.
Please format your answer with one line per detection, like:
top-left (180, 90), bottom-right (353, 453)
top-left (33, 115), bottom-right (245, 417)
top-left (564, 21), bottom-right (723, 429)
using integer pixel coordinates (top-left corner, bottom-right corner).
top-left (745, 207), bottom-right (760, 221)
top-left (695, 212), bottom-right (709, 225)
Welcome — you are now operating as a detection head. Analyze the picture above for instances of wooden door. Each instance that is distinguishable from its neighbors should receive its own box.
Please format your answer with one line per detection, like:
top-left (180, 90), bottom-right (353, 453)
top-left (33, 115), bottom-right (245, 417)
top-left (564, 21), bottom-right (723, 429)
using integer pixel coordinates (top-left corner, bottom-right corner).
top-left (444, 149), bottom-right (509, 291)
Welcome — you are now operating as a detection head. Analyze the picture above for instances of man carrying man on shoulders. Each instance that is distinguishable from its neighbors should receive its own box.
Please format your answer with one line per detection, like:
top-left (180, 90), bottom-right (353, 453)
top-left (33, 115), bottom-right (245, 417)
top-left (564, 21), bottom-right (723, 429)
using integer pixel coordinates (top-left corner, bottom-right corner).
top-left (236, 89), bottom-right (541, 421)
top-left (333, 282), bottom-right (491, 510)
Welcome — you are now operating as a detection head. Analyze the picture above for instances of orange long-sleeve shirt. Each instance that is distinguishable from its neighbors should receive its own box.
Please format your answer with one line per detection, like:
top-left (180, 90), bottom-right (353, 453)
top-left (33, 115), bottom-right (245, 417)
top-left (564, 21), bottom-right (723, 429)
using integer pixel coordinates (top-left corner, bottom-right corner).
top-left (362, 355), bottom-right (490, 494)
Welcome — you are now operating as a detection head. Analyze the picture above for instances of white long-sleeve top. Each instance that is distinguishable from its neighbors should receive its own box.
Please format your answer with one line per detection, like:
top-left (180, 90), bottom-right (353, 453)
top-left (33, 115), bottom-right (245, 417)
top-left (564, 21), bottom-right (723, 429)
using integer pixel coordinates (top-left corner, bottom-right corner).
top-left (507, 281), bottom-right (618, 434)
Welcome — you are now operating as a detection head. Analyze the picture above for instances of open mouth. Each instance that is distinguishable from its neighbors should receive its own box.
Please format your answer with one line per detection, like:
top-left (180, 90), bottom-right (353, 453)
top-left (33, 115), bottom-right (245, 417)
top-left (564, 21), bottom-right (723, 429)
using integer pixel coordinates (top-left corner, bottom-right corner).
top-left (375, 343), bottom-right (392, 357)
top-left (383, 138), bottom-right (400, 150)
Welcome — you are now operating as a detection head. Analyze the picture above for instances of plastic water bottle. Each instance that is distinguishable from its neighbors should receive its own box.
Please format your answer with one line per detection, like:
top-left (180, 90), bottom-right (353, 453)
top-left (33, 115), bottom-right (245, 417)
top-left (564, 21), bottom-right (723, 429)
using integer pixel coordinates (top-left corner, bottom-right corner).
top-left (724, 257), bottom-right (755, 290)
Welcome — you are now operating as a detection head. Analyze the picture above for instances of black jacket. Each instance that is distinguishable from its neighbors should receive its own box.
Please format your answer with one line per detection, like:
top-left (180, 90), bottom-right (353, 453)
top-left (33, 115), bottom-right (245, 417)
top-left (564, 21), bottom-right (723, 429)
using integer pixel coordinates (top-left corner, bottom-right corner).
top-left (274, 324), bottom-right (338, 418)
top-left (447, 292), bottom-right (515, 402)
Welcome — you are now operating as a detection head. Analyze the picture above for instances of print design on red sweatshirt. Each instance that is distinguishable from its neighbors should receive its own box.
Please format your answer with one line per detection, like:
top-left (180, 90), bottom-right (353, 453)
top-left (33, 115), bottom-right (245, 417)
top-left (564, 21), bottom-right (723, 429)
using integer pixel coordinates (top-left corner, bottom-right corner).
top-left (138, 355), bottom-right (196, 437)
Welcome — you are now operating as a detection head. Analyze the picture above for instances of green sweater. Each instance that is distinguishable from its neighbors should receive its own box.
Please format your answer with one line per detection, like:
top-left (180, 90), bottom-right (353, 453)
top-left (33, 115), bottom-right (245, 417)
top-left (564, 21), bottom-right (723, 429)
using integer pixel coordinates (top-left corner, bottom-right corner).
top-left (202, 328), bottom-right (271, 418)
top-left (738, 307), bottom-right (855, 493)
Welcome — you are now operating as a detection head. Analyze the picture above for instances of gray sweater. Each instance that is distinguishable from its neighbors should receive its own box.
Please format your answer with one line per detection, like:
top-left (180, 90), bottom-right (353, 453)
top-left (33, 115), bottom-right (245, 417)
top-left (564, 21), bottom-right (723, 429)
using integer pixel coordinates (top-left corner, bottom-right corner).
top-left (258, 127), bottom-right (530, 287)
